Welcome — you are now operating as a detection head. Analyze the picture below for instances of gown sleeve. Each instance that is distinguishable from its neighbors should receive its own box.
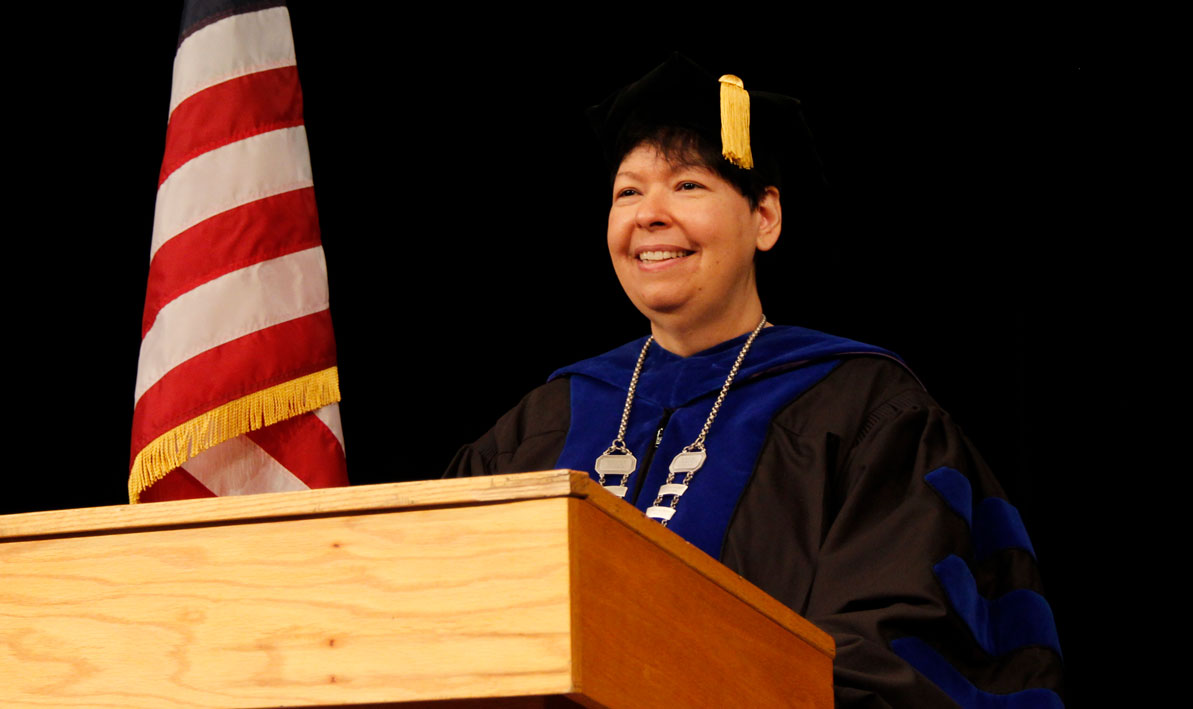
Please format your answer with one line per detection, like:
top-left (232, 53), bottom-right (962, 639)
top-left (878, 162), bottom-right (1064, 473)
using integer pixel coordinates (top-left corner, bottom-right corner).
top-left (803, 385), bottom-right (1064, 707)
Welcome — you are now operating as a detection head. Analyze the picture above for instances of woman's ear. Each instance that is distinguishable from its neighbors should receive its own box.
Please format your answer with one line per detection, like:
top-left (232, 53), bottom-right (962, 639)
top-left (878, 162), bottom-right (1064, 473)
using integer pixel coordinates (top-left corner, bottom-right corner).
top-left (755, 186), bottom-right (782, 252)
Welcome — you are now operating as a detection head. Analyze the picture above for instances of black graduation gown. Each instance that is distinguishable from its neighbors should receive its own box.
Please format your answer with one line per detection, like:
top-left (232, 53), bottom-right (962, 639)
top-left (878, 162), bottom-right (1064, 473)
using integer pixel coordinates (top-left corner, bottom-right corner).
top-left (446, 325), bottom-right (1064, 708)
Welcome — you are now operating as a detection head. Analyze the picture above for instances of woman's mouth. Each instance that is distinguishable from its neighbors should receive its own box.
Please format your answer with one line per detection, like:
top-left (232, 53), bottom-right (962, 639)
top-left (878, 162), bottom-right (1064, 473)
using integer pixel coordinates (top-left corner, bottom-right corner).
top-left (638, 250), bottom-right (693, 262)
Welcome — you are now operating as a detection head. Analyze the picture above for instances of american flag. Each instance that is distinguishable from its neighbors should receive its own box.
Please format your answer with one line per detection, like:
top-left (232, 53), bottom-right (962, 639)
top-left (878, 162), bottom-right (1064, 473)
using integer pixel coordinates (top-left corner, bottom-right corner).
top-left (129, 0), bottom-right (348, 502)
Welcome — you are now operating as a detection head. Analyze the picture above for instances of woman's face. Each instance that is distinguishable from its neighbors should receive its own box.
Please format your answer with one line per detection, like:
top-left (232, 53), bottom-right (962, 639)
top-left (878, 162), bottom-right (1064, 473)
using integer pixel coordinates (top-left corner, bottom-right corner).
top-left (607, 145), bottom-right (781, 335)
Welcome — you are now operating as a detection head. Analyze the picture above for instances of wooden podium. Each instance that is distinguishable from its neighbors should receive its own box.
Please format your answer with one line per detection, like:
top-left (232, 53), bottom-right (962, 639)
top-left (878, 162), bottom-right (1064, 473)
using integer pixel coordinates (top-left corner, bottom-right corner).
top-left (1, 471), bottom-right (833, 708)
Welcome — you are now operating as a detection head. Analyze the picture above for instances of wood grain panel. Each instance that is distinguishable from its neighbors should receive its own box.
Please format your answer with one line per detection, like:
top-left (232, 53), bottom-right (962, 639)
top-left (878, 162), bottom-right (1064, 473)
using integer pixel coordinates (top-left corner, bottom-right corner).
top-left (1, 498), bottom-right (575, 708)
top-left (574, 478), bottom-right (833, 659)
top-left (570, 499), bottom-right (832, 709)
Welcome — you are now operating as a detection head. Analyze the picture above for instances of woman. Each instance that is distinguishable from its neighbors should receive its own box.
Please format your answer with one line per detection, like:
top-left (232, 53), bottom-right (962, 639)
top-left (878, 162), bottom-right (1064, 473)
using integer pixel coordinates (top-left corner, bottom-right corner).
top-left (447, 55), bottom-right (1063, 708)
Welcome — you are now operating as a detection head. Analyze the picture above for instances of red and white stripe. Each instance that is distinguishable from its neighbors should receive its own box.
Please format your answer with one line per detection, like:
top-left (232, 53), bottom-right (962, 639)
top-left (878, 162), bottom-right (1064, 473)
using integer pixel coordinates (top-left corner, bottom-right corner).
top-left (132, 4), bottom-right (346, 502)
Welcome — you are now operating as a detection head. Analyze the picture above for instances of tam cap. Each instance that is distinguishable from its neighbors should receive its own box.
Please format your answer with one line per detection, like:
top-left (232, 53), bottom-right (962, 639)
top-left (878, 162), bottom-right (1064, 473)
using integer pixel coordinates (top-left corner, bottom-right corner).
top-left (587, 53), bottom-right (825, 195)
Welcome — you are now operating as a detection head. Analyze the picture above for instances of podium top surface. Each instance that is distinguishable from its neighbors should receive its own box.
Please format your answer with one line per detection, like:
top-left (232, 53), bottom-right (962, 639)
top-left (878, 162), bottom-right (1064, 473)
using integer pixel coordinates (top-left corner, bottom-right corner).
top-left (2, 471), bottom-right (587, 540)
top-left (1, 470), bottom-right (833, 658)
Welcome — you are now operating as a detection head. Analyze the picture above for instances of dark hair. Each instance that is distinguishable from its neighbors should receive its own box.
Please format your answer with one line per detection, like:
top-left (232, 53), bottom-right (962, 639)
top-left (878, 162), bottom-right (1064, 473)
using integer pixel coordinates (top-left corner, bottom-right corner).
top-left (611, 121), bottom-right (778, 210)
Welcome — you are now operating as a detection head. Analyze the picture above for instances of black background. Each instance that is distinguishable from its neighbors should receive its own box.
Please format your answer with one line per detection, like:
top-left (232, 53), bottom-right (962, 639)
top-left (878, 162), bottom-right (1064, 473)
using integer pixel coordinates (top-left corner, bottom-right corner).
top-left (6, 5), bottom-right (1135, 703)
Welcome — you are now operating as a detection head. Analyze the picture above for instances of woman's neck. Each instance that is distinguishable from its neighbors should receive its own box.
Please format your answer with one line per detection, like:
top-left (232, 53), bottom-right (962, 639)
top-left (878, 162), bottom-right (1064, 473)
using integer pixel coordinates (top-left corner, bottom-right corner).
top-left (649, 302), bottom-right (768, 357)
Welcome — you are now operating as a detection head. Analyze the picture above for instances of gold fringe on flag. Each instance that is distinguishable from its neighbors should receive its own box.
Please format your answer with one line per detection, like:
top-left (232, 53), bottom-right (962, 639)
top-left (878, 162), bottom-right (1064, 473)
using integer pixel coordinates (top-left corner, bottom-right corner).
top-left (718, 74), bottom-right (753, 169)
top-left (128, 367), bottom-right (341, 503)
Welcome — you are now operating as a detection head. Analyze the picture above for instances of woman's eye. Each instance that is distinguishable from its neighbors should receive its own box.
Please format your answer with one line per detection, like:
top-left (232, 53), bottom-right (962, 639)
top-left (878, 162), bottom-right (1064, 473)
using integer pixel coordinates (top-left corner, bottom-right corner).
top-left (616, 188), bottom-right (639, 198)
top-left (678, 181), bottom-right (702, 191)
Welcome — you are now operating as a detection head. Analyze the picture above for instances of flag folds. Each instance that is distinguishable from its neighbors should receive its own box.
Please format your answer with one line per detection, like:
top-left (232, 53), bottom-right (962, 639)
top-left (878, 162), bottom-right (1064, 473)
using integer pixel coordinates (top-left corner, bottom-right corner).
top-left (130, 0), bottom-right (347, 502)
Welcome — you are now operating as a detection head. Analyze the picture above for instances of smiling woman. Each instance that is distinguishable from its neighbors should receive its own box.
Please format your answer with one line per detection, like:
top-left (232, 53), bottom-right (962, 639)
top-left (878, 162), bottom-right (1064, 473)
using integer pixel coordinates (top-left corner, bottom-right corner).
top-left (607, 145), bottom-right (781, 356)
top-left (445, 54), bottom-right (1064, 707)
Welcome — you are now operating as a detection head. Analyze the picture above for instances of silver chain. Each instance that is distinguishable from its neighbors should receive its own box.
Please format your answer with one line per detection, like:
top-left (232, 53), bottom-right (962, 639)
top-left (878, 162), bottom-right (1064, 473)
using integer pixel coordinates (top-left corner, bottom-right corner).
top-left (650, 315), bottom-right (768, 524)
top-left (685, 315), bottom-right (767, 454)
top-left (595, 315), bottom-right (769, 529)
top-left (595, 335), bottom-right (654, 485)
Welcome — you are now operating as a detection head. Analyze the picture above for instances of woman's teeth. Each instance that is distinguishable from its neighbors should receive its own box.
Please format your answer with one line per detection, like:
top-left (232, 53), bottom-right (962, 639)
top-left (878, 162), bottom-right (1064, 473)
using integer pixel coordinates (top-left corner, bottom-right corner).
top-left (639, 250), bottom-right (690, 262)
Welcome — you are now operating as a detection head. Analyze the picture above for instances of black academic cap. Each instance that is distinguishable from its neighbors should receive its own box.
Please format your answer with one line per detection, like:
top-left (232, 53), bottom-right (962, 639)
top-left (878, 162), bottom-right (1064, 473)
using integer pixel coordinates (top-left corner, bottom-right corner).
top-left (587, 53), bottom-right (825, 195)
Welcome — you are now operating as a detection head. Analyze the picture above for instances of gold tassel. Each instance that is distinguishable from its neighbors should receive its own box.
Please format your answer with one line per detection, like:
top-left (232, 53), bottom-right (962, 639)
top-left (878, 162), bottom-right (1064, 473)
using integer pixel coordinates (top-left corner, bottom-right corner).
top-left (719, 74), bottom-right (753, 169)
top-left (128, 367), bottom-right (342, 503)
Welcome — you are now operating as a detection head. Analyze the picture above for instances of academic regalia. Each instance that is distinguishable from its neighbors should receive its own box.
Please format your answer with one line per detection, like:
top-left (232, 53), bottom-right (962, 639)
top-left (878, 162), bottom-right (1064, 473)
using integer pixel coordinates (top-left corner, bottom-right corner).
top-left (446, 325), bottom-right (1064, 707)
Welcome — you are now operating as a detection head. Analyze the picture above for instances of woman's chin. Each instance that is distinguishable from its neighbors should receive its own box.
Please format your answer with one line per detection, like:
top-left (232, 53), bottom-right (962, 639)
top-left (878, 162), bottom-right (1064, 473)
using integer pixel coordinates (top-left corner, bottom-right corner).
top-left (630, 293), bottom-right (690, 321)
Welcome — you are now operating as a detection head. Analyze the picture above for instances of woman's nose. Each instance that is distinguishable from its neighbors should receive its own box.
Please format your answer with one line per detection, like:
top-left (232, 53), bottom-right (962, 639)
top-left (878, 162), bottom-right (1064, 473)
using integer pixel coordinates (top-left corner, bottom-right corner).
top-left (635, 190), bottom-right (671, 230)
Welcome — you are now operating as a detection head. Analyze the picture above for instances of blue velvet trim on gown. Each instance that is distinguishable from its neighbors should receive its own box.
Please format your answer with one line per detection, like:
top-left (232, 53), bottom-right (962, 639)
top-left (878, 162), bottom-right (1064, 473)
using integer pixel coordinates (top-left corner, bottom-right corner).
top-left (891, 637), bottom-right (1064, 709)
top-left (974, 498), bottom-right (1037, 560)
top-left (926, 467), bottom-right (1036, 559)
top-left (908, 467), bottom-right (1063, 702)
top-left (934, 555), bottom-right (1062, 657)
top-left (925, 466), bottom-right (973, 525)
top-left (552, 325), bottom-right (896, 559)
